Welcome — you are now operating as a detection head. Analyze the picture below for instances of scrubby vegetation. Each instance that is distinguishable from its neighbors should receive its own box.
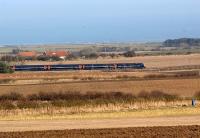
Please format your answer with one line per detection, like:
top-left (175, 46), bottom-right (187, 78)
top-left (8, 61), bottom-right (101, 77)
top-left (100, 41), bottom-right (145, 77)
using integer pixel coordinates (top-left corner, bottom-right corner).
top-left (0, 91), bottom-right (182, 111)
top-left (123, 50), bottom-right (136, 57)
top-left (0, 62), bottom-right (14, 73)
top-left (0, 90), bottom-right (196, 120)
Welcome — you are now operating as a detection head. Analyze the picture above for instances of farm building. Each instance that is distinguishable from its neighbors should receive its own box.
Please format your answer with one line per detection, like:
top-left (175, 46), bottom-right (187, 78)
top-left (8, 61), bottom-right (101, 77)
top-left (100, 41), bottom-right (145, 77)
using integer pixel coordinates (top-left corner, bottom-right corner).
top-left (18, 51), bottom-right (37, 57)
top-left (44, 50), bottom-right (70, 59)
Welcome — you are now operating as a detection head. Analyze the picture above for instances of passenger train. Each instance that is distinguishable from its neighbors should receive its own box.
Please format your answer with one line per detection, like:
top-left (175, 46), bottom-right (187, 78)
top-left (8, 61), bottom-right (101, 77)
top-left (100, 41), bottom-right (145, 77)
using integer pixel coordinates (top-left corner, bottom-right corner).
top-left (9, 63), bottom-right (145, 71)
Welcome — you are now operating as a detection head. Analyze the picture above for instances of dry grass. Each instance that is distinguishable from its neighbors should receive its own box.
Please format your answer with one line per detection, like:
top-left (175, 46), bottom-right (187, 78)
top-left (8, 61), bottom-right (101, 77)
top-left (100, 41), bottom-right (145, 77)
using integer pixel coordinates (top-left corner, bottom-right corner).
top-left (0, 70), bottom-right (199, 86)
top-left (0, 91), bottom-right (180, 109)
top-left (0, 78), bottom-right (200, 97)
top-left (0, 107), bottom-right (199, 121)
top-left (0, 70), bottom-right (149, 80)
top-left (20, 53), bottom-right (200, 68)
top-left (0, 91), bottom-right (193, 121)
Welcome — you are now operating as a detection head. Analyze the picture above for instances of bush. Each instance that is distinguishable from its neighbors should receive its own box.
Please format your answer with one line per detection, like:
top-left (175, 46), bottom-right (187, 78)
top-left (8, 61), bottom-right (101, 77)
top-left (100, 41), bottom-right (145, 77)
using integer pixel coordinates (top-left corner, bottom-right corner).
top-left (17, 101), bottom-right (40, 109)
top-left (27, 92), bottom-right (81, 101)
top-left (137, 91), bottom-right (149, 98)
top-left (0, 91), bottom-right (181, 109)
top-left (123, 50), bottom-right (136, 57)
top-left (51, 56), bottom-right (63, 61)
top-left (79, 48), bottom-right (97, 57)
top-left (144, 74), bottom-right (168, 79)
top-left (150, 90), bottom-right (178, 101)
top-left (0, 56), bottom-right (18, 62)
top-left (0, 92), bottom-right (24, 101)
top-left (0, 79), bottom-right (14, 84)
top-left (0, 101), bottom-right (16, 110)
top-left (65, 54), bottom-right (78, 60)
top-left (137, 90), bottom-right (178, 101)
top-left (87, 53), bottom-right (99, 59)
top-left (37, 55), bottom-right (50, 61)
top-left (27, 91), bottom-right (134, 101)
top-left (0, 62), bottom-right (14, 73)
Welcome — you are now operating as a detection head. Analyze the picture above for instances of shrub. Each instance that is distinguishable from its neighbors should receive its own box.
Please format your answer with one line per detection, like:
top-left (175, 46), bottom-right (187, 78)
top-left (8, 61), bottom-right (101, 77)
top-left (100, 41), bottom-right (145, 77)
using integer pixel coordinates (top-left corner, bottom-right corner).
top-left (65, 54), bottom-right (78, 60)
top-left (137, 91), bottom-right (149, 98)
top-left (87, 53), bottom-right (99, 59)
top-left (0, 101), bottom-right (16, 110)
top-left (37, 55), bottom-right (50, 61)
top-left (0, 62), bottom-right (14, 73)
top-left (116, 75), bottom-right (137, 80)
top-left (17, 101), bottom-right (40, 109)
top-left (137, 90), bottom-right (177, 101)
top-left (123, 50), bottom-right (136, 57)
top-left (51, 56), bottom-right (63, 61)
top-left (27, 91), bottom-right (135, 102)
top-left (27, 92), bottom-right (81, 101)
top-left (0, 91), bottom-right (180, 110)
top-left (79, 48), bottom-right (97, 57)
top-left (144, 74), bottom-right (168, 79)
top-left (0, 92), bottom-right (24, 101)
top-left (51, 100), bottom-right (85, 107)
top-left (150, 90), bottom-right (178, 101)
top-left (0, 79), bottom-right (13, 84)
top-left (0, 56), bottom-right (18, 62)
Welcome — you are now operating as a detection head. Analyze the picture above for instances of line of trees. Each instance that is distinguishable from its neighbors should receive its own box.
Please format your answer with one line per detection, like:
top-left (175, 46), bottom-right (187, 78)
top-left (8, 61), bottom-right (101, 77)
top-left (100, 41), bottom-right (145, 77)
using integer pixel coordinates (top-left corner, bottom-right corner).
top-left (163, 38), bottom-right (200, 47)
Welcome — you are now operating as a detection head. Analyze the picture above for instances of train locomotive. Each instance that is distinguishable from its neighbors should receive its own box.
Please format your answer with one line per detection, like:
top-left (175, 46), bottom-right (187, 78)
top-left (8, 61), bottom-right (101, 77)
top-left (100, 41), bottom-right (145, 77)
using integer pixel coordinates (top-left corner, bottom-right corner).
top-left (10, 63), bottom-right (145, 71)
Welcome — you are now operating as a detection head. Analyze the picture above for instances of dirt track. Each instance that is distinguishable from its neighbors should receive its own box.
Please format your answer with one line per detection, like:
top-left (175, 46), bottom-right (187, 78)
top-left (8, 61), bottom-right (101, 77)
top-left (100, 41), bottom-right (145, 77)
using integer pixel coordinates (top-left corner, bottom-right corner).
top-left (1, 116), bottom-right (200, 132)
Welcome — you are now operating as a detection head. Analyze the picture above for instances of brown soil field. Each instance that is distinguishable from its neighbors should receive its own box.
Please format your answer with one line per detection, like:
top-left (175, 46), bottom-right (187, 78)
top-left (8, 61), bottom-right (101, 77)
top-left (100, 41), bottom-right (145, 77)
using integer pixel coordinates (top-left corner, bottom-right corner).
top-left (0, 78), bottom-right (199, 97)
top-left (0, 125), bottom-right (200, 138)
top-left (21, 54), bottom-right (200, 68)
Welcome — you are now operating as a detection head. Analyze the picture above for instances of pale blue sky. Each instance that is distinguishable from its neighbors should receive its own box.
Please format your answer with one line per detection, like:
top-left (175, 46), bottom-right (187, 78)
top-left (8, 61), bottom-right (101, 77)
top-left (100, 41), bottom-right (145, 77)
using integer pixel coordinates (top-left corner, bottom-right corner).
top-left (0, 0), bottom-right (200, 44)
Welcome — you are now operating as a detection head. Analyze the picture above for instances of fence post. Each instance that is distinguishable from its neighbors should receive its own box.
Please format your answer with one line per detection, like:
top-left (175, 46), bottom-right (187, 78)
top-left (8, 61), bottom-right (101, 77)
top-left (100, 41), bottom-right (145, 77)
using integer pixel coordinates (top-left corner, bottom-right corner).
top-left (192, 99), bottom-right (196, 107)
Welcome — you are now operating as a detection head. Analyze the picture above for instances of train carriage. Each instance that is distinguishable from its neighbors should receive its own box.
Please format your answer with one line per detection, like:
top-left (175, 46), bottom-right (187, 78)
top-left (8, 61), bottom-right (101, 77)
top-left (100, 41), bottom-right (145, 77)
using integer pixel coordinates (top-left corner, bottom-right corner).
top-left (10, 63), bottom-right (145, 72)
top-left (14, 65), bottom-right (46, 71)
top-left (50, 64), bottom-right (80, 71)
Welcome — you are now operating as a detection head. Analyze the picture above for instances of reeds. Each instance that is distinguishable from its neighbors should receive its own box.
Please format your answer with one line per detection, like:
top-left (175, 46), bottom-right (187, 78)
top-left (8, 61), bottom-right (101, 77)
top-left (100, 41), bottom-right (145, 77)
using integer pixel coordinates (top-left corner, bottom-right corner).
top-left (0, 90), bottom-right (195, 120)
top-left (0, 91), bottom-right (184, 111)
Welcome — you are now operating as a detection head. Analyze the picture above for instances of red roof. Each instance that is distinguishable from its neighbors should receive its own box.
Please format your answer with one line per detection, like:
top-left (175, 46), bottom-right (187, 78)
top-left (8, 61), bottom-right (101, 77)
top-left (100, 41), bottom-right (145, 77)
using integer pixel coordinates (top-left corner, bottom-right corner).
top-left (18, 51), bottom-right (37, 57)
top-left (45, 51), bottom-right (69, 57)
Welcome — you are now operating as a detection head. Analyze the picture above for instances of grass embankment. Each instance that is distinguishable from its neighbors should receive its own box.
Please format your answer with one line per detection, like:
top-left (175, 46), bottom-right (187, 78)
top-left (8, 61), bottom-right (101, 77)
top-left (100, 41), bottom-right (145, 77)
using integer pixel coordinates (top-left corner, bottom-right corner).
top-left (0, 91), bottom-right (199, 120)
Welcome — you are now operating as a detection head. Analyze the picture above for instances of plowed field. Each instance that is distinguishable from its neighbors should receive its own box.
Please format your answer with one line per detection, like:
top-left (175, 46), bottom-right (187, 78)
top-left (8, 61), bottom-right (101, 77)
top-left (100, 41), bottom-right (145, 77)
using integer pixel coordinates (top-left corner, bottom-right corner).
top-left (1, 125), bottom-right (200, 138)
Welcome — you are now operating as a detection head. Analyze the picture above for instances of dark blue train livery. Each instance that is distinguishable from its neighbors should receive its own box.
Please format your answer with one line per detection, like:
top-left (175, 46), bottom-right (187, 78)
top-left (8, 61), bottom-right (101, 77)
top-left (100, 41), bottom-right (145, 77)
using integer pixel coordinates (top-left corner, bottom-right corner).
top-left (11, 63), bottom-right (145, 71)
